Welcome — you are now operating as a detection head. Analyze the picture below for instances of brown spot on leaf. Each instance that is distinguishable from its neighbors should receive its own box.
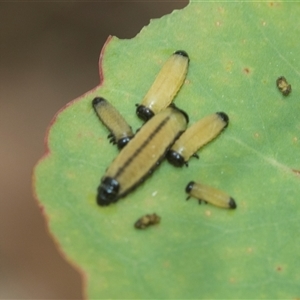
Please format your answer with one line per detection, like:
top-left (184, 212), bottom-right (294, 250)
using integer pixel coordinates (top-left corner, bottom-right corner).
top-left (225, 60), bottom-right (234, 72)
top-left (243, 67), bottom-right (251, 75)
top-left (268, 2), bottom-right (280, 7)
top-left (247, 247), bottom-right (253, 254)
top-left (292, 169), bottom-right (300, 177)
top-left (276, 266), bottom-right (282, 272)
top-left (205, 210), bottom-right (211, 217)
top-left (229, 277), bottom-right (236, 283)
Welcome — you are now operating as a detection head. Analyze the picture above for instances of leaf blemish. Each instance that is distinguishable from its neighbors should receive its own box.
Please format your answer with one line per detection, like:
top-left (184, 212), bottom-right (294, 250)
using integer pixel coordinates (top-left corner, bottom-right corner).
top-left (243, 67), bottom-right (251, 75)
top-left (268, 2), bottom-right (281, 8)
top-left (229, 277), bottom-right (236, 284)
top-left (218, 6), bottom-right (225, 14)
top-left (246, 247), bottom-right (253, 254)
top-left (292, 169), bottom-right (300, 177)
top-left (225, 61), bottom-right (234, 72)
top-left (205, 210), bottom-right (211, 217)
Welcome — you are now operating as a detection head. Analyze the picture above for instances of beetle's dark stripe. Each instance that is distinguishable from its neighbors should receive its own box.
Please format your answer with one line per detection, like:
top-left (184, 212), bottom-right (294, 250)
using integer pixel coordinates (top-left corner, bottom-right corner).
top-left (114, 116), bottom-right (170, 179)
top-left (97, 106), bottom-right (188, 206)
top-left (117, 128), bottom-right (184, 200)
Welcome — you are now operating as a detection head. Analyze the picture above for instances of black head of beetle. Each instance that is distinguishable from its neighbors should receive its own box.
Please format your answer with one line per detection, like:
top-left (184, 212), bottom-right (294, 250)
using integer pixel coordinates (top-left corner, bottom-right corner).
top-left (136, 104), bottom-right (155, 122)
top-left (97, 177), bottom-right (120, 206)
top-left (166, 150), bottom-right (186, 167)
top-left (216, 112), bottom-right (229, 128)
top-left (174, 50), bottom-right (189, 62)
top-left (185, 181), bottom-right (195, 194)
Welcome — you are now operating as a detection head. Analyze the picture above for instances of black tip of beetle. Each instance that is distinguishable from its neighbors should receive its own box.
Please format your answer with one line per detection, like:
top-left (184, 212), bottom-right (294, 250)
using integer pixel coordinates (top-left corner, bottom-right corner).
top-left (117, 136), bottom-right (132, 150)
top-left (185, 181), bottom-right (195, 193)
top-left (92, 97), bottom-right (106, 106)
top-left (166, 150), bottom-right (186, 167)
top-left (228, 197), bottom-right (237, 209)
top-left (174, 50), bottom-right (189, 59)
top-left (136, 105), bottom-right (154, 122)
top-left (96, 177), bottom-right (120, 206)
top-left (216, 112), bottom-right (229, 127)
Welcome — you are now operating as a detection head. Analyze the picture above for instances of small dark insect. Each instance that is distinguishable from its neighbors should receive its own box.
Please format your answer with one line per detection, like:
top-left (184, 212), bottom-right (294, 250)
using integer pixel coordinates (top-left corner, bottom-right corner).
top-left (276, 76), bottom-right (292, 96)
top-left (134, 213), bottom-right (161, 229)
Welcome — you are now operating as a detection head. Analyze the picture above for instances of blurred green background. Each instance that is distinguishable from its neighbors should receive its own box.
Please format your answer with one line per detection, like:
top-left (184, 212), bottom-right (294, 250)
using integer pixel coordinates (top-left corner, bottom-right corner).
top-left (0, 2), bottom-right (188, 298)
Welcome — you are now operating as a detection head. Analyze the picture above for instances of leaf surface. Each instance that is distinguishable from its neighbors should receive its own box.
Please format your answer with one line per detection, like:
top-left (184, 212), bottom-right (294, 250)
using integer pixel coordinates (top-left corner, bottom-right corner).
top-left (34, 1), bottom-right (300, 298)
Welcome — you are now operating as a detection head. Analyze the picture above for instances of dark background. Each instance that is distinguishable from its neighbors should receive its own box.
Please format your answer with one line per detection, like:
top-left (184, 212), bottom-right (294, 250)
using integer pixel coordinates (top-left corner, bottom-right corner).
top-left (0, 2), bottom-right (188, 299)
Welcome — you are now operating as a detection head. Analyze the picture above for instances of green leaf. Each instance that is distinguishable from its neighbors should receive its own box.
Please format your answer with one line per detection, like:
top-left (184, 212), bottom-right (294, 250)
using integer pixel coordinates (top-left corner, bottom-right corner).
top-left (33, 1), bottom-right (300, 298)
